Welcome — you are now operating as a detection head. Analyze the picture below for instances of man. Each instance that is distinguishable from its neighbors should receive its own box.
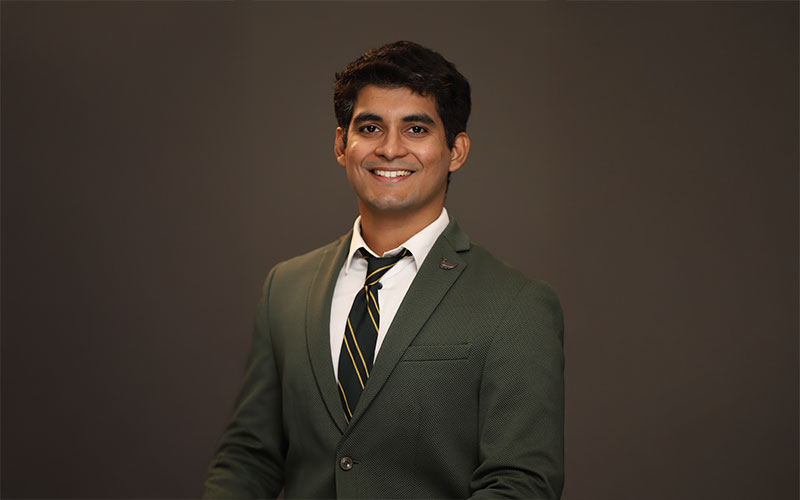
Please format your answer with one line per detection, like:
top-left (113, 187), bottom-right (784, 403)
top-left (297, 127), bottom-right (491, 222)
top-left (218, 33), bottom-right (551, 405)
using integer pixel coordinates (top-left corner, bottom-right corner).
top-left (203, 41), bottom-right (564, 499)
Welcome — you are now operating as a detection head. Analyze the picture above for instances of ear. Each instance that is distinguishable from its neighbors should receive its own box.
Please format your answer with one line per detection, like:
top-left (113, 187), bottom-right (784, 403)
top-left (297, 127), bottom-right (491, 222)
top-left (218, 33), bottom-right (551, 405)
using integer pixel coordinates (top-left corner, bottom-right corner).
top-left (448, 132), bottom-right (470, 173)
top-left (334, 127), bottom-right (347, 167)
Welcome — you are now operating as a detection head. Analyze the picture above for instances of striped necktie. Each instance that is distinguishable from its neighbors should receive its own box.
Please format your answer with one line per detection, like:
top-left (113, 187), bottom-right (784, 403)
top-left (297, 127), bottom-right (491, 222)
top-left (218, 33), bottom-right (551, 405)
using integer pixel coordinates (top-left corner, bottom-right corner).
top-left (337, 247), bottom-right (410, 423)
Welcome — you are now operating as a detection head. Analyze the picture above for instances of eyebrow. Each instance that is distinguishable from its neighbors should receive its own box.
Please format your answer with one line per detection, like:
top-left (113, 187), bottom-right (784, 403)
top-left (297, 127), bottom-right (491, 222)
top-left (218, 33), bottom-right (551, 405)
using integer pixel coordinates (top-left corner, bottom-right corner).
top-left (402, 114), bottom-right (435, 125)
top-left (351, 112), bottom-right (436, 126)
top-left (352, 112), bottom-right (382, 125)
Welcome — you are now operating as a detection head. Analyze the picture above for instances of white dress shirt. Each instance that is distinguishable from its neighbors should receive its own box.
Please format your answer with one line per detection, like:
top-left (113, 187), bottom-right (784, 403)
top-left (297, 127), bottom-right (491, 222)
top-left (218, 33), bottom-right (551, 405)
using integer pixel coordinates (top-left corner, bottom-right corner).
top-left (329, 208), bottom-right (450, 378)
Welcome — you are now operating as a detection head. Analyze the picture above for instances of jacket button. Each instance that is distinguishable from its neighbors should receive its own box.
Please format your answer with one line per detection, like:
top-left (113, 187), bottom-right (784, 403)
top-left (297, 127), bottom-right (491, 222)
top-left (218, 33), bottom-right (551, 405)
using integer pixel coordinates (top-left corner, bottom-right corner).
top-left (339, 456), bottom-right (353, 471)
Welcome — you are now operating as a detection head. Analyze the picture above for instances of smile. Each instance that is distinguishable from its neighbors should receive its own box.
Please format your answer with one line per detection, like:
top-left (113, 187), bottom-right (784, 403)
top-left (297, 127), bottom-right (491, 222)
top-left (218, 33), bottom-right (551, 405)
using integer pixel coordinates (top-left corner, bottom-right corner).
top-left (372, 169), bottom-right (413, 178)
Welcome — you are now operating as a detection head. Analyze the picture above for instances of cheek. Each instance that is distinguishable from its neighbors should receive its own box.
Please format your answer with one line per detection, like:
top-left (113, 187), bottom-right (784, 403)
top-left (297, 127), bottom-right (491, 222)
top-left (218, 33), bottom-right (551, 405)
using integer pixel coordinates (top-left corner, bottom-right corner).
top-left (419, 141), bottom-right (450, 162)
top-left (423, 149), bottom-right (451, 170)
top-left (346, 144), bottom-right (369, 165)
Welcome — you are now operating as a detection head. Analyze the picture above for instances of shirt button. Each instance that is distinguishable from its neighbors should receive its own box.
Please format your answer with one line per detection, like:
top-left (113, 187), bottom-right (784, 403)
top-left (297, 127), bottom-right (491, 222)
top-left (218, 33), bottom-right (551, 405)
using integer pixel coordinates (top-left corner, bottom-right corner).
top-left (339, 456), bottom-right (354, 471)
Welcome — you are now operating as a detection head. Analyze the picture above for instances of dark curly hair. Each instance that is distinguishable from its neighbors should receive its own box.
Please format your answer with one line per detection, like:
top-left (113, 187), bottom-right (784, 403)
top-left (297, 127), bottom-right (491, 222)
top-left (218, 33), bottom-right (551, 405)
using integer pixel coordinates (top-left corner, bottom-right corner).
top-left (334, 41), bottom-right (471, 149)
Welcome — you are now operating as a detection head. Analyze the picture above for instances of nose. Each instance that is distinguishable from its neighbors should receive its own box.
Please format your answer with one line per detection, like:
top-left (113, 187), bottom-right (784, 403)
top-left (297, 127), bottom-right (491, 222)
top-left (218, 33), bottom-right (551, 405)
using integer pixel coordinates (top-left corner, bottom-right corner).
top-left (374, 129), bottom-right (408, 160)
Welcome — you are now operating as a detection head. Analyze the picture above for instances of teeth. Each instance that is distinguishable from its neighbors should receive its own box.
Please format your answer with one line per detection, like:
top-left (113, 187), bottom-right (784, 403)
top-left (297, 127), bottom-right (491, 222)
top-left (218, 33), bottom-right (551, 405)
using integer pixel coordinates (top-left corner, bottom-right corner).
top-left (374, 170), bottom-right (412, 178)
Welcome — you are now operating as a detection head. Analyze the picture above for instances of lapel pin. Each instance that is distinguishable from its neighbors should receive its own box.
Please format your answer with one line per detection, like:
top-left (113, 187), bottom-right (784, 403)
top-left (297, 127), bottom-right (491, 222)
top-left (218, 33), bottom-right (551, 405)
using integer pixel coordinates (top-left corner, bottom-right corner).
top-left (439, 257), bottom-right (457, 270)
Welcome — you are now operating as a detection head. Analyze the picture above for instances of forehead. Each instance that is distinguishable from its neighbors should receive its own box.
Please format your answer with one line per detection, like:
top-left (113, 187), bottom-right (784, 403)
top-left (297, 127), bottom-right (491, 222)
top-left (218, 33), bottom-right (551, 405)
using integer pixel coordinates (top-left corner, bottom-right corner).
top-left (351, 85), bottom-right (441, 123)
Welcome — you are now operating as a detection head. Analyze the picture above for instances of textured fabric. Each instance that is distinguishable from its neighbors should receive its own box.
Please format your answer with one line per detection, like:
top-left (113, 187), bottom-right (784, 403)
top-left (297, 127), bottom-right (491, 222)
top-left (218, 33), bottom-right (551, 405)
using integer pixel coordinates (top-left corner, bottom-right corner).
top-left (337, 248), bottom-right (410, 422)
top-left (203, 219), bottom-right (565, 500)
top-left (330, 207), bottom-right (449, 377)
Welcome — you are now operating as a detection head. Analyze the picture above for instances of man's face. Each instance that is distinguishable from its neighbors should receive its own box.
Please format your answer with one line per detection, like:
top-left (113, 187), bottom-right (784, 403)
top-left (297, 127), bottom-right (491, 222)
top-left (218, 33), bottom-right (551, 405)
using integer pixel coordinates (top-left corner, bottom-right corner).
top-left (335, 85), bottom-right (468, 221)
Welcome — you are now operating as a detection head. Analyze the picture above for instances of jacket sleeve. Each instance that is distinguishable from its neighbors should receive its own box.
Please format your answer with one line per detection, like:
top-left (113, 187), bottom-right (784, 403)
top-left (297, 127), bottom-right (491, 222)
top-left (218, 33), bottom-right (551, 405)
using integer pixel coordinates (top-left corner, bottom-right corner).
top-left (203, 267), bottom-right (286, 499)
top-left (469, 281), bottom-right (565, 499)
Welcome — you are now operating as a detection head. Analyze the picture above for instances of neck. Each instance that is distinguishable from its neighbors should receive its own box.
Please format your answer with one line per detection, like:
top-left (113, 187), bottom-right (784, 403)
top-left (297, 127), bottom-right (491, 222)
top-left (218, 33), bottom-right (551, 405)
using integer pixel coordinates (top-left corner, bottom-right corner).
top-left (359, 205), bottom-right (443, 256)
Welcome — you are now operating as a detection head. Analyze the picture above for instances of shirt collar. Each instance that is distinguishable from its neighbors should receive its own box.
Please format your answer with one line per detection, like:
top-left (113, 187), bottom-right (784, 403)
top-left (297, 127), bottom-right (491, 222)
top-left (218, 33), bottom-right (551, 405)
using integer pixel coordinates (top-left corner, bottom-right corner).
top-left (344, 207), bottom-right (450, 274)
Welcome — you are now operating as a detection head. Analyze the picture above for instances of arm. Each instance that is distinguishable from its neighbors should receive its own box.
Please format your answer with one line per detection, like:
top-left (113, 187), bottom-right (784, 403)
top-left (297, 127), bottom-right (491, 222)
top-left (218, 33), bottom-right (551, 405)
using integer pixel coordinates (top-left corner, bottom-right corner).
top-left (470, 281), bottom-right (565, 499)
top-left (203, 267), bottom-right (286, 499)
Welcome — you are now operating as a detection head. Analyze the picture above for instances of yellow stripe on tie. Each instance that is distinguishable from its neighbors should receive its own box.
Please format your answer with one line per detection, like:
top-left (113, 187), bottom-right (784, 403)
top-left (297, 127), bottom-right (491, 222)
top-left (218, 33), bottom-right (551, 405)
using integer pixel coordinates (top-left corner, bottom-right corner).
top-left (347, 317), bottom-right (370, 378)
top-left (367, 302), bottom-right (379, 334)
top-left (366, 262), bottom-right (397, 281)
top-left (365, 248), bottom-right (408, 281)
top-left (338, 380), bottom-right (353, 419)
top-left (369, 290), bottom-right (380, 314)
top-left (343, 336), bottom-right (365, 389)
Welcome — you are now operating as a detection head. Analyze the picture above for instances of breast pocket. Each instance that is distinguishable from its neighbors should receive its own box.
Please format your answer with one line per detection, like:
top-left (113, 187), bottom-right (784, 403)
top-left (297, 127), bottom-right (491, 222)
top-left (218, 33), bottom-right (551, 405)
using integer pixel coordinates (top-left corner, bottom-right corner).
top-left (400, 343), bottom-right (471, 361)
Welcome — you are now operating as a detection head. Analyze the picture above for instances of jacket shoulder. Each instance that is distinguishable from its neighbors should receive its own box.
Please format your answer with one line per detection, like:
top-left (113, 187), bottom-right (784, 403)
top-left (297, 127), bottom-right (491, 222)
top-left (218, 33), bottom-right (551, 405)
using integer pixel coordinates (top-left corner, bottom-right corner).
top-left (462, 242), bottom-right (554, 290)
top-left (269, 234), bottom-right (347, 283)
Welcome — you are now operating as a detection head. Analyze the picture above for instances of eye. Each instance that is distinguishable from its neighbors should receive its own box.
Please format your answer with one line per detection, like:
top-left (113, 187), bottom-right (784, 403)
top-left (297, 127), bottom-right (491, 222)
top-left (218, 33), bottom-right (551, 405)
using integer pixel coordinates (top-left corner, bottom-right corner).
top-left (360, 124), bottom-right (380, 134)
top-left (408, 125), bottom-right (427, 134)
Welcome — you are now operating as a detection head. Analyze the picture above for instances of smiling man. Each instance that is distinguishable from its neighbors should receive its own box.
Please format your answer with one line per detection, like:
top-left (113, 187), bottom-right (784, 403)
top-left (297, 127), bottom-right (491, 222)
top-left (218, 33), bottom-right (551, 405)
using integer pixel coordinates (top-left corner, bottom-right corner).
top-left (203, 41), bottom-right (564, 499)
top-left (335, 84), bottom-right (468, 257)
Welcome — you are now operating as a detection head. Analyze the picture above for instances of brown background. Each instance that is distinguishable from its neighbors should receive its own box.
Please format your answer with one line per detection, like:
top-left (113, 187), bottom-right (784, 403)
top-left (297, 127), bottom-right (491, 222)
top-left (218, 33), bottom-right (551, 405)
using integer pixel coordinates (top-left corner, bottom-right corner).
top-left (1, 2), bottom-right (797, 499)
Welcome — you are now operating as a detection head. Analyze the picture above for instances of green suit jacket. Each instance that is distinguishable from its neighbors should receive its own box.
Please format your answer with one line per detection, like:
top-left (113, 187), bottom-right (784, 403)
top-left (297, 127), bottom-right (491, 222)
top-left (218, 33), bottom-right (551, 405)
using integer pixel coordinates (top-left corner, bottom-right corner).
top-left (203, 219), bottom-right (564, 499)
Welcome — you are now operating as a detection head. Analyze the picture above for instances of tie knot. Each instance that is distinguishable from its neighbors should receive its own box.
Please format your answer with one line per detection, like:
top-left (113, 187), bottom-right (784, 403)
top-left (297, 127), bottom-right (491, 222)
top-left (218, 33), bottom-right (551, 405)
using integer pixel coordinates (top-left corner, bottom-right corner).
top-left (360, 247), bottom-right (410, 286)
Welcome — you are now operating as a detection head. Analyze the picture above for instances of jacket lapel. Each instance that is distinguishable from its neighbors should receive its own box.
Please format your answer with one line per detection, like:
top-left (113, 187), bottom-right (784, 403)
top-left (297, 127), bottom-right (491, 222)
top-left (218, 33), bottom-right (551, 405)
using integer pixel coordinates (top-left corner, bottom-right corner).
top-left (306, 231), bottom-right (352, 434)
top-left (346, 219), bottom-right (471, 429)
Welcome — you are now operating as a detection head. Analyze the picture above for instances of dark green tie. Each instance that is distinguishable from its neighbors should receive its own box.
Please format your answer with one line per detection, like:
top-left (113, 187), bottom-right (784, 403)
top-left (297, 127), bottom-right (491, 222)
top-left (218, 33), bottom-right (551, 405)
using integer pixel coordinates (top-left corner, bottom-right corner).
top-left (338, 247), bottom-right (410, 423)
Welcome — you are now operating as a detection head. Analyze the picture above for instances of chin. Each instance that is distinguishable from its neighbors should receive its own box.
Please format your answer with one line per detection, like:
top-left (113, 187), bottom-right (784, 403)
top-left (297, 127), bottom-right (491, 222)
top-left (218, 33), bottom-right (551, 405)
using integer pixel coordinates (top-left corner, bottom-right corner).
top-left (363, 195), bottom-right (417, 213)
top-left (368, 202), bottom-right (414, 214)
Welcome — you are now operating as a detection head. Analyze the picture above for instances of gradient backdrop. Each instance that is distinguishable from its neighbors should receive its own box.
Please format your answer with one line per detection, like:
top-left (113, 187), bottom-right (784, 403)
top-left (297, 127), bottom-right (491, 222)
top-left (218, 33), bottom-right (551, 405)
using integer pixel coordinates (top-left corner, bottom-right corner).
top-left (2, 2), bottom-right (797, 499)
